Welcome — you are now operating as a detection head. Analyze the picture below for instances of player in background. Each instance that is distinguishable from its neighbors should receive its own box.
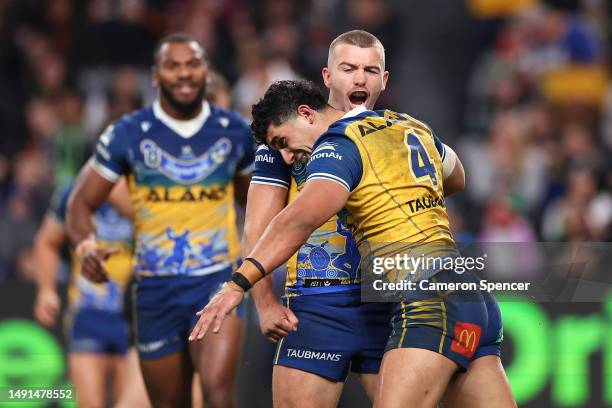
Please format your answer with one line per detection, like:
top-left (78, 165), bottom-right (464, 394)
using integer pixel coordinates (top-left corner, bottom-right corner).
top-left (243, 30), bottom-right (465, 406)
top-left (33, 170), bottom-right (150, 407)
top-left (66, 33), bottom-right (254, 408)
top-left (191, 80), bottom-right (516, 407)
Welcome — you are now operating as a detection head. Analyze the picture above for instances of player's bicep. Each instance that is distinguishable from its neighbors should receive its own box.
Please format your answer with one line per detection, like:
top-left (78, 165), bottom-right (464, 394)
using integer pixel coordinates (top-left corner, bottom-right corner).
top-left (242, 183), bottom-right (288, 255)
top-left (34, 215), bottom-right (67, 251)
top-left (284, 180), bottom-right (349, 230)
top-left (108, 177), bottom-right (133, 219)
top-left (71, 162), bottom-right (117, 211)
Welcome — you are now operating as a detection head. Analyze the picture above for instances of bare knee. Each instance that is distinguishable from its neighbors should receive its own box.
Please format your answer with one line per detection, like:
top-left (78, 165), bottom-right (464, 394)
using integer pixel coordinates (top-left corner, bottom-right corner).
top-left (200, 375), bottom-right (235, 408)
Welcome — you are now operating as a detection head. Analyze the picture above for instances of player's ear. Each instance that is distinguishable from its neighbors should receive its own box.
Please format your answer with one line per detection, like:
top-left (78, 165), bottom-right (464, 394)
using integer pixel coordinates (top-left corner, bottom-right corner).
top-left (297, 105), bottom-right (315, 124)
top-left (322, 67), bottom-right (331, 88)
top-left (381, 70), bottom-right (389, 91)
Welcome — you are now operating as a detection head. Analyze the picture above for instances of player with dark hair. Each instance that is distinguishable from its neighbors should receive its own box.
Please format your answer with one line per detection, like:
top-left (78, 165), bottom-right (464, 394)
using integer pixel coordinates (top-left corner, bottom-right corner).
top-left (244, 30), bottom-right (465, 406)
top-left (191, 79), bottom-right (516, 408)
top-left (66, 33), bottom-right (254, 408)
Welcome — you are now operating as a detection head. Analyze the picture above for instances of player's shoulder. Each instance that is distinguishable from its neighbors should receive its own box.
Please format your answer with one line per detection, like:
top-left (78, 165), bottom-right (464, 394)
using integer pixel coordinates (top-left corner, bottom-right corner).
top-left (254, 144), bottom-right (287, 168)
top-left (105, 105), bottom-right (155, 139)
top-left (378, 109), bottom-right (434, 135)
top-left (208, 104), bottom-right (250, 132)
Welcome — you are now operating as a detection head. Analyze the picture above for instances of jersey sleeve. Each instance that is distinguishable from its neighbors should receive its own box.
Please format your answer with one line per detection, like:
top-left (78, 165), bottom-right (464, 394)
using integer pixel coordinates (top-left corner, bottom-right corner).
top-left (49, 184), bottom-right (73, 223)
top-left (305, 134), bottom-right (363, 192)
top-left (251, 145), bottom-right (291, 189)
top-left (92, 122), bottom-right (131, 182)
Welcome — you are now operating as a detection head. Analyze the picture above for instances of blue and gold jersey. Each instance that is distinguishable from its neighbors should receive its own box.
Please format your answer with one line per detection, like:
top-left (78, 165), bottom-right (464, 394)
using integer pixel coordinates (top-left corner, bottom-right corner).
top-left (92, 101), bottom-right (255, 277)
top-left (52, 184), bottom-right (134, 313)
top-left (252, 145), bottom-right (360, 297)
top-left (305, 108), bottom-right (457, 279)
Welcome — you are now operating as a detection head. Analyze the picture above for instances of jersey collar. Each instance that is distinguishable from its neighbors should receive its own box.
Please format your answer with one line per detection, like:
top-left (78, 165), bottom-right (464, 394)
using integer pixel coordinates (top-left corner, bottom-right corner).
top-left (340, 105), bottom-right (368, 119)
top-left (153, 100), bottom-right (211, 139)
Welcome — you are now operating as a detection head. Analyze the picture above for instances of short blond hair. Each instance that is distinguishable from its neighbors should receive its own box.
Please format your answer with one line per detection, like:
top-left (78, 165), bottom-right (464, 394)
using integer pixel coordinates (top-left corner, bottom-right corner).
top-left (328, 30), bottom-right (386, 69)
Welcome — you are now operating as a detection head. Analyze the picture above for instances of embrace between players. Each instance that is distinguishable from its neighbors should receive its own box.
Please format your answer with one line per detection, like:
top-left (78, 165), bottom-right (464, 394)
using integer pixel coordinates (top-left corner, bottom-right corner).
top-left (65, 30), bottom-right (516, 407)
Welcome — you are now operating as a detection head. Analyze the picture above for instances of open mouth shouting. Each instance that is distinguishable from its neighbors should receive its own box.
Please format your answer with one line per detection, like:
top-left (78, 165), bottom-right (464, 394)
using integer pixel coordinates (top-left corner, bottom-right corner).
top-left (348, 90), bottom-right (369, 109)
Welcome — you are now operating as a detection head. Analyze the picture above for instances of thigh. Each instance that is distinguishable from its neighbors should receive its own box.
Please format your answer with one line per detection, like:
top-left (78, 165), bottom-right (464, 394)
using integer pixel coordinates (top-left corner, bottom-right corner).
top-left (377, 348), bottom-right (457, 408)
top-left (189, 314), bottom-right (244, 382)
top-left (69, 353), bottom-right (109, 408)
top-left (139, 350), bottom-right (193, 408)
top-left (114, 348), bottom-right (151, 408)
top-left (442, 355), bottom-right (516, 408)
top-left (359, 373), bottom-right (379, 402)
top-left (273, 365), bottom-right (344, 408)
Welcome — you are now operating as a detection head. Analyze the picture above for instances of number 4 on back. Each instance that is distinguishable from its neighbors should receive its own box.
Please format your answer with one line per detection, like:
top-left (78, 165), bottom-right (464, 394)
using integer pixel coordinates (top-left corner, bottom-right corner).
top-left (405, 132), bottom-right (438, 186)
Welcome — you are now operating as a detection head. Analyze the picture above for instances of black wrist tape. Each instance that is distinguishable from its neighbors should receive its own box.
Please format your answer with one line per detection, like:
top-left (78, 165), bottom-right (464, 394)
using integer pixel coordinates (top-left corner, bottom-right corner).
top-left (230, 272), bottom-right (252, 292)
top-left (244, 257), bottom-right (267, 278)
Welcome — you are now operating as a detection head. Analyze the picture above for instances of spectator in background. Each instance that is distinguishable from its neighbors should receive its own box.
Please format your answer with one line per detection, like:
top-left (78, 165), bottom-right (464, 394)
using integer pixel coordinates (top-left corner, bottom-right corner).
top-left (50, 89), bottom-right (88, 187)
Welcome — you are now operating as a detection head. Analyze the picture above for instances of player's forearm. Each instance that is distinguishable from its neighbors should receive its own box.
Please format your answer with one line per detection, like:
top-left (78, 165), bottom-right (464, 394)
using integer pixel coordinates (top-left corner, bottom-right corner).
top-left (66, 194), bottom-right (97, 246)
top-left (242, 229), bottom-right (278, 307)
top-left (34, 241), bottom-right (60, 293)
top-left (239, 206), bottom-right (318, 285)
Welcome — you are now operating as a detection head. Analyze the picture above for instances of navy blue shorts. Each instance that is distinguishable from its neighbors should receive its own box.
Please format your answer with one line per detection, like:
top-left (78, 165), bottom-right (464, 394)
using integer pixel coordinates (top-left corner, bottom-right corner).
top-left (66, 309), bottom-right (129, 355)
top-left (134, 270), bottom-right (247, 360)
top-left (274, 291), bottom-right (391, 382)
top-left (386, 270), bottom-right (503, 370)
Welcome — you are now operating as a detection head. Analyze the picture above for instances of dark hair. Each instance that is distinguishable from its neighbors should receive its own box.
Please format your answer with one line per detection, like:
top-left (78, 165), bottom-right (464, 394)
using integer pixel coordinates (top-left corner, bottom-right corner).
top-left (251, 80), bottom-right (327, 145)
top-left (154, 32), bottom-right (205, 62)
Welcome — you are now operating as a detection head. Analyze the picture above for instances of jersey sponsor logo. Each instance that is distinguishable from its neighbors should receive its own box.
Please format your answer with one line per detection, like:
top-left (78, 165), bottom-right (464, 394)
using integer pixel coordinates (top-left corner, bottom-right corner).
top-left (137, 338), bottom-right (167, 353)
top-left (406, 195), bottom-right (445, 213)
top-left (255, 154), bottom-right (274, 164)
top-left (451, 322), bottom-right (481, 358)
top-left (145, 185), bottom-right (227, 202)
top-left (140, 138), bottom-right (232, 184)
top-left (357, 119), bottom-right (393, 137)
top-left (286, 348), bottom-right (342, 362)
top-left (310, 151), bottom-right (342, 161)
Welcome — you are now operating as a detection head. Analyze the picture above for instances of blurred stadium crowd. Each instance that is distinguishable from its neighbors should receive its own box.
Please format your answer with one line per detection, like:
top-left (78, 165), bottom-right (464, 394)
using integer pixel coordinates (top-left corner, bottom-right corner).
top-left (0, 0), bottom-right (610, 283)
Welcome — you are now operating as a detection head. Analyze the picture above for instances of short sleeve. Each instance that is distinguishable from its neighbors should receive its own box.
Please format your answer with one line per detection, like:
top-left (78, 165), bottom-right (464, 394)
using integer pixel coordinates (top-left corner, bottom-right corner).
top-left (251, 145), bottom-right (291, 189)
top-left (305, 134), bottom-right (362, 192)
top-left (430, 129), bottom-right (445, 161)
top-left (92, 122), bottom-right (131, 182)
top-left (49, 184), bottom-right (73, 223)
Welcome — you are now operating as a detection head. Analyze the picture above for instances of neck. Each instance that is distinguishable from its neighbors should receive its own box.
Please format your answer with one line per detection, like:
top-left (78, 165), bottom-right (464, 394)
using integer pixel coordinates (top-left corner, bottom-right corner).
top-left (159, 96), bottom-right (203, 120)
top-left (308, 105), bottom-right (344, 145)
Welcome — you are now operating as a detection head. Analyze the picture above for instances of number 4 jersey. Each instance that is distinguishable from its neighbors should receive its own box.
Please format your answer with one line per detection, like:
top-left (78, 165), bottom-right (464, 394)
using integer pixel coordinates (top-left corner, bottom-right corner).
top-left (92, 101), bottom-right (255, 277)
top-left (305, 107), bottom-right (456, 269)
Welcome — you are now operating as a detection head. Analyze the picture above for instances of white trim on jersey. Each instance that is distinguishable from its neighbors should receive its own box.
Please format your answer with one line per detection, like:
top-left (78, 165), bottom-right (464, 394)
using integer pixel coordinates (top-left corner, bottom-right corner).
top-left (153, 100), bottom-right (211, 139)
top-left (251, 175), bottom-right (290, 187)
top-left (250, 180), bottom-right (290, 189)
top-left (341, 105), bottom-right (367, 119)
top-left (441, 143), bottom-right (457, 180)
top-left (306, 173), bottom-right (351, 192)
top-left (91, 159), bottom-right (121, 183)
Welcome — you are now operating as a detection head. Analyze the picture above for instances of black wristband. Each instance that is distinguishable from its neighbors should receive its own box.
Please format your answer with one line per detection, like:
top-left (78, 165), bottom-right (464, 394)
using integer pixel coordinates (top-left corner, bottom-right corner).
top-left (244, 257), bottom-right (267, 278)
top-left (230, 272), bottom-right (252, 292)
